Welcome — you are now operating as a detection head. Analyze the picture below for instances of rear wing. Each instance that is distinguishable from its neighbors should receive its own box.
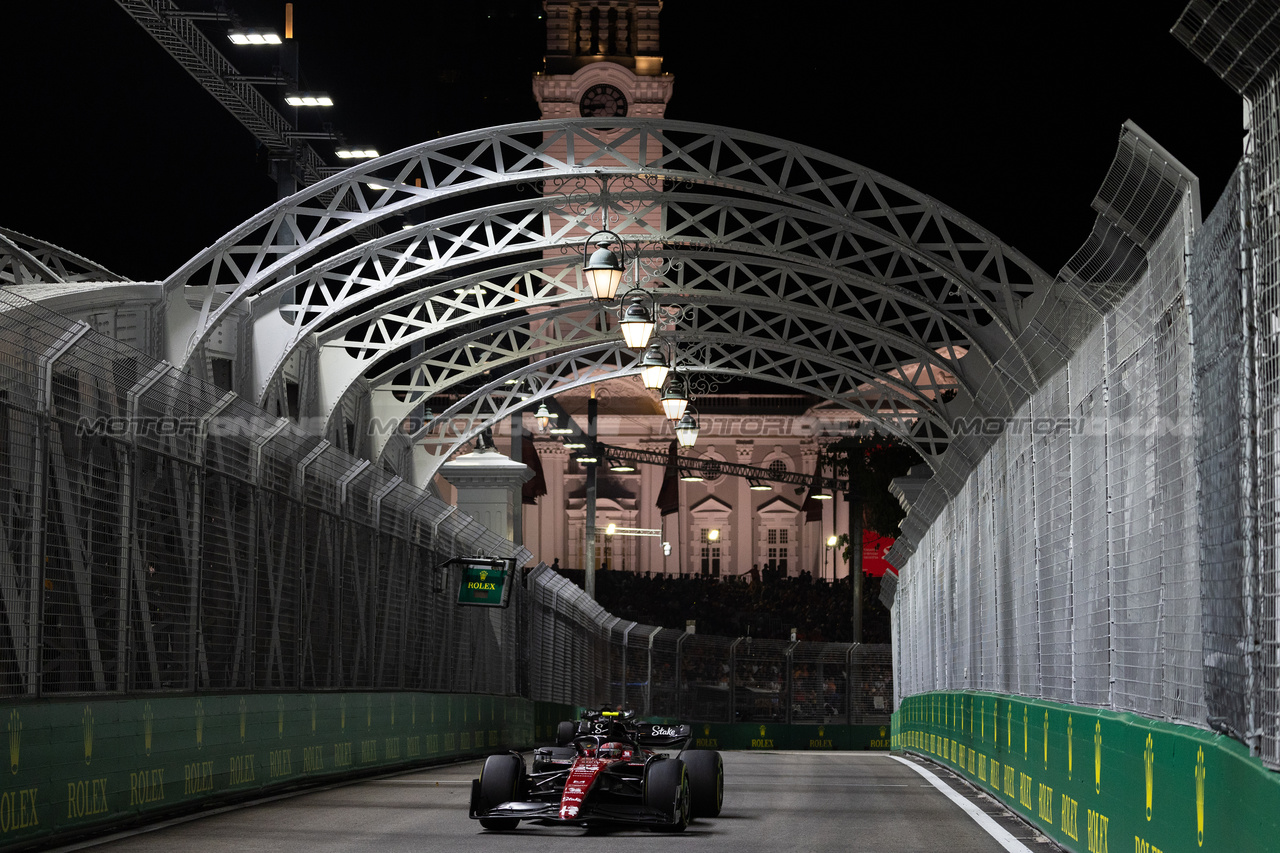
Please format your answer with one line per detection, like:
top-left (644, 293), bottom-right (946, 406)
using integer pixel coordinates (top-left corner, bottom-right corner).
top-left (634, 723), bottom-right (692, 749)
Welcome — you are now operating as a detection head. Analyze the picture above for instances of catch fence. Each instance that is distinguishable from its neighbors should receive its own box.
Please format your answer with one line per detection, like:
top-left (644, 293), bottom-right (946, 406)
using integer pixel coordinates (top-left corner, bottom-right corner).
top-left (894, 115), bottom-right (1280, 770)
top-left (0, 287), bottom-right (892, 723)
top-left (893, 126), bottom-right (1208, 729)
top-left (525, 565), bottom-right (892, 723)
top-left (0, 289), bottom-right (530, 699)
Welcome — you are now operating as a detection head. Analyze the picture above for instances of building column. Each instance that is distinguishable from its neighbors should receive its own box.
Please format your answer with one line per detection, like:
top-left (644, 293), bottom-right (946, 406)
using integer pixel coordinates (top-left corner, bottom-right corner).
top-left (438, 445), bottom-right (533, 545)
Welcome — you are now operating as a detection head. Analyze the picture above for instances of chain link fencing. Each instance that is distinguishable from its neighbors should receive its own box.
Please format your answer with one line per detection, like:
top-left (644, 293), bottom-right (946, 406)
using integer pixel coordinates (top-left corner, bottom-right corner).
top-left (521, 562), bottom-right (893, 723)
top-left (893, 124), bottom-right (1212, 736)
top-left (893, 95), bottom-right (1280, 771)
top-left (0, 290), bottom-right (531, 699)
top-left (0, 291), bottom-right (895, 719)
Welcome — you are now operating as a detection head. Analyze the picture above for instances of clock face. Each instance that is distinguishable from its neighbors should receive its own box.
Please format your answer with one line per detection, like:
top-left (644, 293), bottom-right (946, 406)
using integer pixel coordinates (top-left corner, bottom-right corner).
top-left (579, 84), bottom-right (628, 118)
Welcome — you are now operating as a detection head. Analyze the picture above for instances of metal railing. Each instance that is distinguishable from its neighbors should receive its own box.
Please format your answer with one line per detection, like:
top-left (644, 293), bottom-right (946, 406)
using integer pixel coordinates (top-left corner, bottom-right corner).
top-left (524, 565), bottom-right (892, 723)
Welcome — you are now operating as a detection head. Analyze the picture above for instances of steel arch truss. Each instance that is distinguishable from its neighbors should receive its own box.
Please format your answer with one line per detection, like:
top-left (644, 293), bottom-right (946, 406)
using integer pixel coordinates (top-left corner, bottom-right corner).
top-left (165, 119), bottom-right (1061, 478)
top-left (0, 227), bottom-right (127, 285)
top-left (398, 344), bottom-right (945, 484)
top-left (358, 313), bottom-right (955, 470)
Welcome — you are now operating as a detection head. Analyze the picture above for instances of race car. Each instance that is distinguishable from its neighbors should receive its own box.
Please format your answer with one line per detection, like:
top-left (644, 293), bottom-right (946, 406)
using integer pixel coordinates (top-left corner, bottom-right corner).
top-left (553, 706), bottom-right (672, 748)
top-left (469, 716), bottom-right (723, 832)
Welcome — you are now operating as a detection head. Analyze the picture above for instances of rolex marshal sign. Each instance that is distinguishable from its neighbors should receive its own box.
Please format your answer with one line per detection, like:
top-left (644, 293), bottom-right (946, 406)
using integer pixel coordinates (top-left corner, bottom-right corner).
top-left (452, 557), bottom-right (513, 607)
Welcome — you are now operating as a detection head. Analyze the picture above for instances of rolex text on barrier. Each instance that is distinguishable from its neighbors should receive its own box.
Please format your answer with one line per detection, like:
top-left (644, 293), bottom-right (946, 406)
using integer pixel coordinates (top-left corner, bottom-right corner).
top-left (450, 557), bottom-right (513, 608)
top-left (893, 691), bottom-right (1280, 853)
top-left (0, 693), bottom-right (535, 850)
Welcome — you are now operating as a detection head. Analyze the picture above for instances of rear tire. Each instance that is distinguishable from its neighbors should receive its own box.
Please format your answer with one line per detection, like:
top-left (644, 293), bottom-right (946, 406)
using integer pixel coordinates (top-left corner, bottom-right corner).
top-left (683, 749), bottom-right (724, 818)
top-left (556, 720), bottom-right (577, 746)
top-left (478, 754), bottom-right (522, 831)
top-left (644, 758), bottom-right (689, 832)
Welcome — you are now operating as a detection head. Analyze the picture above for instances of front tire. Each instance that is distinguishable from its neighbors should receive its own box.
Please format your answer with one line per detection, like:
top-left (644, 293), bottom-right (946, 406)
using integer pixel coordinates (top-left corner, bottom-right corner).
top-left (556, 720), bottom-right (577, 746)
top-left (478, 754), bottom-right (522, 831)
top-left (683, 749), bottom-right (724, 818)
top-left (644, 758), bottom-right (690, 832)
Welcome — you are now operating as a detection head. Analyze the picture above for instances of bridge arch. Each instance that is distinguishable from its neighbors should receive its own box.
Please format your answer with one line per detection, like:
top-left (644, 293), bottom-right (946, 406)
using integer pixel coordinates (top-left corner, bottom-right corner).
top-left (164, 119), bottom-right (1073, 484)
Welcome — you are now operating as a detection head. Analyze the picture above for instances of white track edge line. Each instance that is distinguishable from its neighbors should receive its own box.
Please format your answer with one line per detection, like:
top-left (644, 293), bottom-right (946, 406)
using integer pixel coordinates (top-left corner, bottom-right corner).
top-left (889, 755), bottom-right (1035, 853)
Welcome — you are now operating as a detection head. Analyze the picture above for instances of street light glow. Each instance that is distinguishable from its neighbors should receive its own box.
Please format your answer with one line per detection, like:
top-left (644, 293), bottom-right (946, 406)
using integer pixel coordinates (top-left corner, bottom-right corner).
top-left (285, 92), bottom-right (334, 106)
top-left (228, 28), bottom-right (282, 45)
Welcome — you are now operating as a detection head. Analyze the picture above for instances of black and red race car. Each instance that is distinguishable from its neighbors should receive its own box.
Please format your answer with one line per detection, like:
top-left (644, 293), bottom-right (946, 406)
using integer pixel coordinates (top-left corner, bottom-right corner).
top-left (469, 712), bottom-right (723, 832)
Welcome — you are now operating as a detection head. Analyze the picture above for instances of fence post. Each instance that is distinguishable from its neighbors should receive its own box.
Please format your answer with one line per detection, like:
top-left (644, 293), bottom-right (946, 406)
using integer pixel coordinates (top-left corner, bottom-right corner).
top-left (29, 321), bottom-right (92, 696)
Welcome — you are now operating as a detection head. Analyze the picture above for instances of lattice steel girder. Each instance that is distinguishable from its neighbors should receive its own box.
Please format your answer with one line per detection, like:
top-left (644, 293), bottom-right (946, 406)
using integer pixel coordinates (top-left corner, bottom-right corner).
top-left (165, 119), bottom-right (1053, 369)
top-left (362, 299), bottom-right (963, 399)
top-left (388, 345), bottom-right (944, 487)
top-left (317, 280), bottom-right (970, 438)
top-left (366, 332), bottom-right (948, 454)
top-left (114, 0), bottom-right (330, 186)
top-left (245, 188), bottom-right (1035, 405)
top-left (265, 246), bottom-right (1009, 461)
top-left (303, 255), bottom-right (987, 438)
top-left (318, 250), bottom-right (988, 366)
top-left (249, 187), bottom-right (1010, 334)
top-left (0, 227), bottom-right (127, 285)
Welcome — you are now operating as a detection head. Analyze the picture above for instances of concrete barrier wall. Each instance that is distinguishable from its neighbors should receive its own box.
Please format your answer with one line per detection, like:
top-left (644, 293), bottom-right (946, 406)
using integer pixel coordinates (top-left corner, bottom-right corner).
top-left (894, 691), bottom-right (1280, 853)
top-left (0, 693), bottom-right (886, 850)
top-left (0, 692), bottom-right (535, 851)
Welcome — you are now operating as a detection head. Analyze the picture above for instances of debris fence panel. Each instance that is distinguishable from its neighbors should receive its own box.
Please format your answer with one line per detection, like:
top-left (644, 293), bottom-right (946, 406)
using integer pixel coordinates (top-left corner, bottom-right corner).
top-left (0, 289), bottom-right (528, 701)
top-left (894, 159), bottom-right (1264, 754)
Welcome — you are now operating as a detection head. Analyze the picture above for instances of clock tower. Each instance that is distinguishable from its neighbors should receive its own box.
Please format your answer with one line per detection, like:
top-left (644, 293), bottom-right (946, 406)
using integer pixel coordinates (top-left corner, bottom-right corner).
top-left (534, 1), bottom-right (673, 120)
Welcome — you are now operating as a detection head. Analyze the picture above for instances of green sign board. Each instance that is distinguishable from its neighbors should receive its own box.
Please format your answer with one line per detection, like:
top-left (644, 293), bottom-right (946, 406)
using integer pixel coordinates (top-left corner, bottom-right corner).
top-left (454, 558), bottom-right (511, 607)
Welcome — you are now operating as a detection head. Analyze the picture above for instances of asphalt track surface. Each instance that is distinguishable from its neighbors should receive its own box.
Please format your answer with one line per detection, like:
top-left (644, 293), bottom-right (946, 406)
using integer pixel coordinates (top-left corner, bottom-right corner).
top-left (61, 752), bottom-right (1061, 853)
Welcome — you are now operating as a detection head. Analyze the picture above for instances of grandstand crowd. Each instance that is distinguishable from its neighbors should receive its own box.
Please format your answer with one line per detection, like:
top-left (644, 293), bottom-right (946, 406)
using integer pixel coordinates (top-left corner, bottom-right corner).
top-left (554, 565), bottom-right (892, 644)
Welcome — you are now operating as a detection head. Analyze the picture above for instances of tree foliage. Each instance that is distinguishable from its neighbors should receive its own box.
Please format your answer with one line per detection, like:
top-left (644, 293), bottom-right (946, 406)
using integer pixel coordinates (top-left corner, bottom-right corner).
top-left (825, 432), bottom-right (922, 536)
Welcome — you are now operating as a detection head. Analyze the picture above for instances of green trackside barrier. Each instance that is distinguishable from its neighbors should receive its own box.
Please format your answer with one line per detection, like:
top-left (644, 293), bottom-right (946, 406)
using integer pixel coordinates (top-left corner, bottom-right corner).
top-left (532, 701), bottom-right (577, 743)
top-left (0, 693), bottom-right (542, 852)
top-left (686, 721), bottom-right (892, 751)
top-left (532, 706), bottom-right (892, 753)
top-left (892, 691), bottom-right (1280, 853)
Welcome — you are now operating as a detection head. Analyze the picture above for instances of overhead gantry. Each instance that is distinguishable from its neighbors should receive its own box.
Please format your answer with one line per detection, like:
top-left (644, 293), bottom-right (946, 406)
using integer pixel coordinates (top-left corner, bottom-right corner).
top-left (159, 119), bottom-right (1070, 489)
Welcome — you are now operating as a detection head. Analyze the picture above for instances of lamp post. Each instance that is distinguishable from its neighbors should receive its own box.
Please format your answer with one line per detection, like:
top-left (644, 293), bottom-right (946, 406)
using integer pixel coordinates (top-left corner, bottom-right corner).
top-left (826, 534), bottom-right (838, 581)
top-left (585, 389), bottom-right (599, 599)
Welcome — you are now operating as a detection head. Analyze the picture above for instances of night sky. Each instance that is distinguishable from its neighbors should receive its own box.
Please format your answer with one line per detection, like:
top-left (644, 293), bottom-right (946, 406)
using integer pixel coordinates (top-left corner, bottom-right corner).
top-left (5, 1), bottom-right (1243, 284)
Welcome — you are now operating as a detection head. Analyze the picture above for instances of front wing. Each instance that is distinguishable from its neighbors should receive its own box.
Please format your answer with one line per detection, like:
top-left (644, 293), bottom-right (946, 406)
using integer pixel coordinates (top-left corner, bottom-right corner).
top-left (469, 780), bottom-right (676, 827)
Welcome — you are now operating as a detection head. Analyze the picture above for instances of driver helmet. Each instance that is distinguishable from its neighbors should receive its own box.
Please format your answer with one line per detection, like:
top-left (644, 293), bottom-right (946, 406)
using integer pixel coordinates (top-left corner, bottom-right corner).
top-left (597, 741), bottom-right (633, 760)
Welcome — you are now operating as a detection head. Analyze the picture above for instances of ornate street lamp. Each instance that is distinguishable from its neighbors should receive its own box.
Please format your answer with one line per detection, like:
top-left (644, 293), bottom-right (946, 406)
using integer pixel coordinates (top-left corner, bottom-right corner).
top-left (674, 409), bottom-right (700, 447)
top-left (617, 288), bottom-right (657, 349)
top-left (534, 402), bottom-right (553, 432)
top-left (638, 340), bottom-right (672, 390)
top-left (660, 372), bottom-right (689, 421)
top-left (582, 230), bottom-right (626, 301)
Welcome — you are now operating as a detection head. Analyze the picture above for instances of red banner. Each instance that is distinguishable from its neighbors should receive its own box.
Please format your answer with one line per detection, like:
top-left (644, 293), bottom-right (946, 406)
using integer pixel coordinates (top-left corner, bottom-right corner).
top-left (861, 530), bottom-right (895, 577)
